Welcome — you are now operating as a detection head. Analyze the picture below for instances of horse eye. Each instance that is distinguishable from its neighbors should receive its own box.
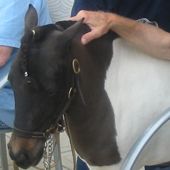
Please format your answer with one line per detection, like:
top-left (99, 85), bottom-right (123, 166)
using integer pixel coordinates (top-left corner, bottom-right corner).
top-left (24, 77), bottom-right (40, 91)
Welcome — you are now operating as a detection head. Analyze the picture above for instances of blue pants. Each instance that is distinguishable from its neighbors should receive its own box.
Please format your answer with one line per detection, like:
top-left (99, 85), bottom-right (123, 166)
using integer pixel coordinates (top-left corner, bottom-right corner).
top-left (76, 157), bottom-right (170, 170)
top-left (76, 157), bottom-right (89, 170)
top-left (146, 166), bottom-right (170, 170)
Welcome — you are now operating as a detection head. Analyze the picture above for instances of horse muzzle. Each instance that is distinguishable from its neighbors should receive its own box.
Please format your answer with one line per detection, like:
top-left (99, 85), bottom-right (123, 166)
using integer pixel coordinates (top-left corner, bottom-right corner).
top-left (8, 134), bottom-right (45, 169)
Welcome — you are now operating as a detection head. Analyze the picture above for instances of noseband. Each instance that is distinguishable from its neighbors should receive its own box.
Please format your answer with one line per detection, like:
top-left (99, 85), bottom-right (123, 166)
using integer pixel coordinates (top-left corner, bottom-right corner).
top-left (13, 56), bottom-right (85, 139)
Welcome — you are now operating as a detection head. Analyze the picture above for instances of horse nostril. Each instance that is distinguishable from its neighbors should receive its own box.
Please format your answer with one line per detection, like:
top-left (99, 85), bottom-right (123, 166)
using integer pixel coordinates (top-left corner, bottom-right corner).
top-left (17, 153), bottom-right (29, 163)
top-left (11, 151), bottom-right (31, 169)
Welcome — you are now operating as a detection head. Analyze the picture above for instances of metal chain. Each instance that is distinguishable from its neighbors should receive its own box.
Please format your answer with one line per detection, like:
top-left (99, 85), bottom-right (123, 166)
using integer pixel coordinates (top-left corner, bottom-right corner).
top-left (43, 134), bottom-right (56, 170)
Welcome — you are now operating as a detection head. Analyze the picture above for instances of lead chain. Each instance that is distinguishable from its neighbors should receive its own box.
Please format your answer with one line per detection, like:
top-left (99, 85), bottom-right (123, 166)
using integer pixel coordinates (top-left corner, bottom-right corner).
top-left (43, 135), bottom-right (55, 170)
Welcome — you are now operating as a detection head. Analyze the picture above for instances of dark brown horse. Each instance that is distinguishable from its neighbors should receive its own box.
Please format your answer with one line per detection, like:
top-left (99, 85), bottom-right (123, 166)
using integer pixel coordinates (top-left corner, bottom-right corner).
top-left (8, 5), bottom-right (120, 169)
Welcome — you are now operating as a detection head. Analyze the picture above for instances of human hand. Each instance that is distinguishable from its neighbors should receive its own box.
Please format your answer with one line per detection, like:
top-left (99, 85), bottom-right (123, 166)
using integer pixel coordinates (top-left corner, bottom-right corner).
top-left (0, 46), bottom-right (13, 67)
top-left (70, 10), bottom-right (114, 44)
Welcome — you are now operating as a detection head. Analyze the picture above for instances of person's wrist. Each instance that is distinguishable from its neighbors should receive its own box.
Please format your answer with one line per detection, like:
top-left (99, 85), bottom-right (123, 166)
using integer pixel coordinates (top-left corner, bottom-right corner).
top-left (107, 13), bottom-right (115, 30)
top-left (106, 12), bottom-right (117, 30)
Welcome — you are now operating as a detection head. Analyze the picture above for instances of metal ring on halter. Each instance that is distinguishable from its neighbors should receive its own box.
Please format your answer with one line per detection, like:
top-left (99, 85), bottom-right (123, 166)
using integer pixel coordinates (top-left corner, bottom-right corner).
top-left (24, 71), bottom-right (28, 77)
top-left (72, 58), bottom-right (80, 74)
top-left (32, 29), bottom-right (36, 39)
top-left (68, 87), bottom-right (73, 99)
top-left (68, 87), bottom-right (76, 99)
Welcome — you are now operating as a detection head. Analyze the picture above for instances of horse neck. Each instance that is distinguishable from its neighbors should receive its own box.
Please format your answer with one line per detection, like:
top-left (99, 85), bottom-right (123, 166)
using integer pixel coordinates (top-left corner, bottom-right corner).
top-left (65, 39), bottom-right (121, 166)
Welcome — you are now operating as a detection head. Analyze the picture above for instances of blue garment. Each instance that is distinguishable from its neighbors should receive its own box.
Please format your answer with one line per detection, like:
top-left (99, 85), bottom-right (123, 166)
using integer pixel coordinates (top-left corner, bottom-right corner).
top-left (76, 157), bottom-right (89, 170)
top-left (146, 166), bottom-right (170, 170)
top-left (0, 0), bottom-right (52, 48)
top-left (71, 0), bottom-right (170, 32)
top-left (0, 0), bottom-right (52, 127)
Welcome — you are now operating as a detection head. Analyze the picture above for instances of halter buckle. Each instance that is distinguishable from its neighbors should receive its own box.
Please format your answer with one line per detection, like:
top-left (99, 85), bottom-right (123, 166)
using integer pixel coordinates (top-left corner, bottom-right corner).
top-left (68, 87), bottom-right (76, 99)
top-left (72, 58), bottom-right (80, 74)
top-left (32, 29), bottom-right (36, 39)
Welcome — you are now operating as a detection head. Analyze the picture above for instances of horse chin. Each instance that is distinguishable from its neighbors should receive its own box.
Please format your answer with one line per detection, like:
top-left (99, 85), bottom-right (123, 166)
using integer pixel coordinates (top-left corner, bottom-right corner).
top-left (13, 153), bottom-right (43, 169)
top-left (8, 134), bottom-right (45, 169)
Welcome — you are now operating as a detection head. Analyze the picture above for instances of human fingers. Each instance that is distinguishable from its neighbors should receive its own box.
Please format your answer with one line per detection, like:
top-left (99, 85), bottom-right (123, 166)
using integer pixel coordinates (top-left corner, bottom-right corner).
top-left (70, 15), bottom-right (83, 21)
top-left (70, 10), bottom-right (90, 22)
top-left (81, 29), bottom-right (102, 45)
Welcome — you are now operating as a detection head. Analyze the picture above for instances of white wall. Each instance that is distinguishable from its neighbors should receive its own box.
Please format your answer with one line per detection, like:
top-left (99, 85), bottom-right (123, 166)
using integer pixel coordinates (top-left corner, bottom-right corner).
top-left (47, 0), bottom-right (74, 22)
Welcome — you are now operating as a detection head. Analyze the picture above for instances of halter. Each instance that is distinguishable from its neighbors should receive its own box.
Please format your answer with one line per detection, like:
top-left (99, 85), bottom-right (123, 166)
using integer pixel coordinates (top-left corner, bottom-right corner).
top-left (13, 50), bottom-right (85, 139)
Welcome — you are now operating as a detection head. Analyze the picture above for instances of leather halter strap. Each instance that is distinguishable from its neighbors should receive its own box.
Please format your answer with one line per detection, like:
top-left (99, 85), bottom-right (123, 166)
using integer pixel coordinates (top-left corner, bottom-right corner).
top-left (13, 127), bottom-right (48, 139)
top-left (13, 58), bottom-right (85, 139)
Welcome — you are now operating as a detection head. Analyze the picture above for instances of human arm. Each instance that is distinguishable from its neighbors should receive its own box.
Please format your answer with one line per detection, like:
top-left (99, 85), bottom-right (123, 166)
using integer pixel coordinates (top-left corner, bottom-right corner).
top-left (0, 0), bottom-right (51, 68)
top-left (71, 11), bottom-right (170, 60)
top-left (0, 0), bottom-right (26, 68)
top-left (0, 46), bottom-right (13, 67)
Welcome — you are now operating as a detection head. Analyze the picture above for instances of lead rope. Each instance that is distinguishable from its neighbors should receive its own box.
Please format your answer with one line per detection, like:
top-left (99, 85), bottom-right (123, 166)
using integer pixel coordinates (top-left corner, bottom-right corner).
top-left (64, 58), bottom-right (82, 170)
top-left (64, 114), bottom-right (77, 170)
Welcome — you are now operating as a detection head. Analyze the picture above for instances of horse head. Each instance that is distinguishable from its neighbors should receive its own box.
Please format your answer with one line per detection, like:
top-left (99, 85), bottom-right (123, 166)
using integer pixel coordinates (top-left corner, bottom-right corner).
top-left (8, 4), bottom-right (120, 169)
top-left (8, 5), bottom-right (84, 168)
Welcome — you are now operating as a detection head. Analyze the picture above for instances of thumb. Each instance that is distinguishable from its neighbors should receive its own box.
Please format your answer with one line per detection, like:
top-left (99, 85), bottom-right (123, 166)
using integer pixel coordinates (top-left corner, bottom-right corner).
top-left (81, 30), bottom-right (101, 45)
top-left (70, 16), bottom-right (78, 21)
top-left (70, 16), bottom-right (84, 21)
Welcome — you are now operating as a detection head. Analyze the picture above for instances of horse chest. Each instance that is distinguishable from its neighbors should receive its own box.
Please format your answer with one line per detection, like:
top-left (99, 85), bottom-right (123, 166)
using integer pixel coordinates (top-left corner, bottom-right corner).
top-left (104, 39), bottom-right (170, 169)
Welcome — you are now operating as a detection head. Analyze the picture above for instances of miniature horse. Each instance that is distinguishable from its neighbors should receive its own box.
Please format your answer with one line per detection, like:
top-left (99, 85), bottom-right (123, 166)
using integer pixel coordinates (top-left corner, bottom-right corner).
top-left (8, 5), bottom-right (170, 170)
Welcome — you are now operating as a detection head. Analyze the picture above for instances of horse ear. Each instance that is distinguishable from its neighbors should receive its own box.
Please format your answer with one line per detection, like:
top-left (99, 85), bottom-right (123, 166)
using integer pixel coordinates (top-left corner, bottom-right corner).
top-left (25, 4), bottom-right (38, 31)
top-left (62, 20), bottom-right (83, 42)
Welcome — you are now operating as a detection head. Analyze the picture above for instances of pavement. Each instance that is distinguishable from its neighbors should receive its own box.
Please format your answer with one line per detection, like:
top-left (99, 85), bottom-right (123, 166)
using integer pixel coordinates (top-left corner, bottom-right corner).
top-left (0, 132), bottom-right (73, 170)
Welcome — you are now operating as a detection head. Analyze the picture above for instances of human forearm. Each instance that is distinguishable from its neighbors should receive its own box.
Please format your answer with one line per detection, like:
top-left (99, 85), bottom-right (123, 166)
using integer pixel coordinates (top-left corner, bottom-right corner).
top-left (0, 46), bottom-right (13, 67)
top-left (71, 10), bottom-right (170, 60)
top-left (110, 14), bottom-right (170, 59)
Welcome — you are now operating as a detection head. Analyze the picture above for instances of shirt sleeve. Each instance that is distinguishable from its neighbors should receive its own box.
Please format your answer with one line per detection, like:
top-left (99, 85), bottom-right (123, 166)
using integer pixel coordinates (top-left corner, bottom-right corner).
top-left (71, 0), bottom-right (114, 16)
top-left (32, 0), bottom-right (52, 26)
top-left (71, 0), bottom-right (101, 16)
top-left (0, 0), bottom-right (52, 48)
